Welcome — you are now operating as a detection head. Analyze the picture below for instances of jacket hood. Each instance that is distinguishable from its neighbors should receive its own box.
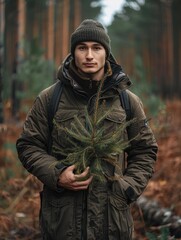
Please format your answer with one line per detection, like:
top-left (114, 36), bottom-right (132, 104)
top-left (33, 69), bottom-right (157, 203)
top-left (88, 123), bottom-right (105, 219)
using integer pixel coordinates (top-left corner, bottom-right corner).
top-left (57, 53), bottom-right (132, 91)
top-left (104, 53), bottom-right (132, 90)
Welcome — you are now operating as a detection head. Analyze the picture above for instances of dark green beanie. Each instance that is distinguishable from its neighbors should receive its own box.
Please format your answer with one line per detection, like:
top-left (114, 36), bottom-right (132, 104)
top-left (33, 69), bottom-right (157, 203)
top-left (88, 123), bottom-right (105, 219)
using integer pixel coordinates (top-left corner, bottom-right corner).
top-left (71, 19), bottom-right (111, 57)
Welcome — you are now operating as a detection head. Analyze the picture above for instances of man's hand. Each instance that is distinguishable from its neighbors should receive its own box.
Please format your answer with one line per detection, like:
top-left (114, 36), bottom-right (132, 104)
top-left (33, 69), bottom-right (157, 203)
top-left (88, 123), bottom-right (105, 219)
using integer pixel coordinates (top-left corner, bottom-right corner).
top-left (57, 165), bottom-right (93, 191)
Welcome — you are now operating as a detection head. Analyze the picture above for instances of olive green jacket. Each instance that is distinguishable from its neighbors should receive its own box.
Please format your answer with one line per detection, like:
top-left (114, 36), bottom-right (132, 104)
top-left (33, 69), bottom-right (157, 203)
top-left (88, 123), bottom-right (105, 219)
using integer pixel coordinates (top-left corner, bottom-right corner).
top-left (16, 55), bottom-right (158, 240)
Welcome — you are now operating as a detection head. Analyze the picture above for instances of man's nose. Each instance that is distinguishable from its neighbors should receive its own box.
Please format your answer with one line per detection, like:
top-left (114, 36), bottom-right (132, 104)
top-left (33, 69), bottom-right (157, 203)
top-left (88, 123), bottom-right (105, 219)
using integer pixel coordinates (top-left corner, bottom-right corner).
top-left (86, 48), bottom-right (93, 59)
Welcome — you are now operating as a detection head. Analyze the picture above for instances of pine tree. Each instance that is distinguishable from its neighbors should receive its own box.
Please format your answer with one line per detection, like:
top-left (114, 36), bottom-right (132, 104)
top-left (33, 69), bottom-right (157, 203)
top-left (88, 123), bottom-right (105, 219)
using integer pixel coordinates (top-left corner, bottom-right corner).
top-left (53, 77), bottom-right (135, 182)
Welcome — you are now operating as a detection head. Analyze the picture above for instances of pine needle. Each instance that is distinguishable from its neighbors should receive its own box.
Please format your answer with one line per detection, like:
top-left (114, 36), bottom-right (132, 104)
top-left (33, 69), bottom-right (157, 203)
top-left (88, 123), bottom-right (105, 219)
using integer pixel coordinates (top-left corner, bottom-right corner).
top-left (52, 76), bottom-right (137, 182)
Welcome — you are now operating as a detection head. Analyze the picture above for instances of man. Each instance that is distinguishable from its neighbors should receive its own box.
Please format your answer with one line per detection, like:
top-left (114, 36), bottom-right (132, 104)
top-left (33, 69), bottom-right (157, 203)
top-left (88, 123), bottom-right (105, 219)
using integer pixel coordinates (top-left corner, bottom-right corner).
top-left (16, 19), bottom-right (158, 240)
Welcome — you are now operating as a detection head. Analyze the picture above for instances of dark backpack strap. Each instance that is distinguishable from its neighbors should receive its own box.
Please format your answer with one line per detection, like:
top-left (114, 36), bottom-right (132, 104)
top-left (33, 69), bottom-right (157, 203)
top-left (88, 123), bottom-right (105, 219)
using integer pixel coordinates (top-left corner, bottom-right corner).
top-left (119, 90), bottom-right (132, 121)
top-left (47, 80), bottom-right (63, 154)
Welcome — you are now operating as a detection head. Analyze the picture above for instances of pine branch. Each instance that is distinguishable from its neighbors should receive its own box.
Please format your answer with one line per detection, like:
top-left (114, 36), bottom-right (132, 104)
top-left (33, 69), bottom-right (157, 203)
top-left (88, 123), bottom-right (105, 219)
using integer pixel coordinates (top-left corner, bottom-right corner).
top-left (73, 115), bottom-right (91, 137)
top-left (52, 76), bottom-right (137, 182)
top-left (56, 124), bottom-right (91, 144)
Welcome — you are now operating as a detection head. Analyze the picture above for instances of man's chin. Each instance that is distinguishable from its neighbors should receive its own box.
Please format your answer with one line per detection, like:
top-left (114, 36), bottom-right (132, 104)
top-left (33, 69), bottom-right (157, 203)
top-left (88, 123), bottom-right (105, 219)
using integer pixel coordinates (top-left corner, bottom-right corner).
top-left (84, 69), bottom-right (99, 74)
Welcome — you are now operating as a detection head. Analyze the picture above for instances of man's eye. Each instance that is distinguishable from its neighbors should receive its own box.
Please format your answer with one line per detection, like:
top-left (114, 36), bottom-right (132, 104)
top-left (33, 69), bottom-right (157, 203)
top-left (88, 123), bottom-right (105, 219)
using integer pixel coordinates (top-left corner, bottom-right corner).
top-left (78, 46), bottom-right (86, 50)
top-left (94, 46), bottom-right (101, 51)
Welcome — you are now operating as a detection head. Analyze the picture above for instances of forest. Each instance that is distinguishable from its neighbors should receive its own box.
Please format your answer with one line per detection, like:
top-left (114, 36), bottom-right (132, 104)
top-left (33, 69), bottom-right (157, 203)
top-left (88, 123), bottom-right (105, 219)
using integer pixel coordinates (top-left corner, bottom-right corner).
top-left (0, 0), bottom-right (181, 239)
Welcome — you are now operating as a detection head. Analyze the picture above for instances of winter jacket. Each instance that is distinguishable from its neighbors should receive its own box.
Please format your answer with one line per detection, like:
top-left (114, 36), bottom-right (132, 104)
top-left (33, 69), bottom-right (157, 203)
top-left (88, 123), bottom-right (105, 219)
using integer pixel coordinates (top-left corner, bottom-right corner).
top-left (16, 54), bottom-right (158, 240)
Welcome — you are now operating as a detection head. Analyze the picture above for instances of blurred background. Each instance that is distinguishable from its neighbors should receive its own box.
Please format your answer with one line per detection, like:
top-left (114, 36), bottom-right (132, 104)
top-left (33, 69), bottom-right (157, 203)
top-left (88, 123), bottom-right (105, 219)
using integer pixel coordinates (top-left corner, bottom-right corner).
top-left (0, 0), bottom-right (181, 239)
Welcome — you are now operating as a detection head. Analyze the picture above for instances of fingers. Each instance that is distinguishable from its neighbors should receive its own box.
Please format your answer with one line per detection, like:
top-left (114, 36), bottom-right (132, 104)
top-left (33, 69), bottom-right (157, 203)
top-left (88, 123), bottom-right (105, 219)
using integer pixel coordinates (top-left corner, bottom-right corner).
top-left (61, 176), bottom-right (93, 191)
top-left (67, 164), bottom-right (76, 172)
top-left (71, 167), bottom-right (93, 190)
top-left (71, 175), bottom-right (93, 190)
top-left (74, 167), bottom-right (90, 180)
top-left (58, 165), bottom-right (93, 191)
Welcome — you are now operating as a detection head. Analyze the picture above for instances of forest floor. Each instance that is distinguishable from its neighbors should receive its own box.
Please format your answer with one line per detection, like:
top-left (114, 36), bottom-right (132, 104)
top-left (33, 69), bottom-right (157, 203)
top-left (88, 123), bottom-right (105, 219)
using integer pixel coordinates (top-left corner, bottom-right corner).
top-left (0, 99), bottom-right (181, 240)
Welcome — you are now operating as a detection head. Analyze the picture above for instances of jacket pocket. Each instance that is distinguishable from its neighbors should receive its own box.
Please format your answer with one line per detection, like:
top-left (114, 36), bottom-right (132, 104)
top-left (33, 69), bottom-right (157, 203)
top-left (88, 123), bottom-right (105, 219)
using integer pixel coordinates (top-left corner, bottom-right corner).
top-left (53, 110), bottom-right (77, 137)
top-left (53, 110), bottom-right (85, 150)
top-left (108, 189), bottom-right (133, 240)
top-left (104, 109), bottom-right (126, 130)
top-left (104, 110), bottom-right (128, 147)
top-left (40, 189), bottom-right (75, 240)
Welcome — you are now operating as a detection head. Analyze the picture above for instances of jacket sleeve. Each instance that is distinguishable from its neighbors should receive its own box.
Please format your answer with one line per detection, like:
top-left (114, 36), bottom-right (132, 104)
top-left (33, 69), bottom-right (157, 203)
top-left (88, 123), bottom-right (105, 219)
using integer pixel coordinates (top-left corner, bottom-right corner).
top-left (119, 90), bottom-right (158, 202)
top-left (16, 87), bottom-right (65, 191)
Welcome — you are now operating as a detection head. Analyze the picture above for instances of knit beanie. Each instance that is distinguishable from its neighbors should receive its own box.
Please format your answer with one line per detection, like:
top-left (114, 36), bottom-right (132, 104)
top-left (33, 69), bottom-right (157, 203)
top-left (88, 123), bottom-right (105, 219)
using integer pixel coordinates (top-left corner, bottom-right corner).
top-left (71, 19), bottom-right (111, 57)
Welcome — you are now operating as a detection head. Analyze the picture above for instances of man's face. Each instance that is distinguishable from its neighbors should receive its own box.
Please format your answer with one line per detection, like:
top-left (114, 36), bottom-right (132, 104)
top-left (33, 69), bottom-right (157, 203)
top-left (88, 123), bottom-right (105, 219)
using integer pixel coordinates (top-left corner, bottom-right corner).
top-left (74, 41), bottom-right (106, 80)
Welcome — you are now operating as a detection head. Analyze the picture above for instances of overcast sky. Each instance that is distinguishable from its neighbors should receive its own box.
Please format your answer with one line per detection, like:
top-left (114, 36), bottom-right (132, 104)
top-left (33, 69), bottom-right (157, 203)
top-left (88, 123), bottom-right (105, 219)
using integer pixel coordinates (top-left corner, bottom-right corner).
top-left (99, 0), bottom-right (125, 25)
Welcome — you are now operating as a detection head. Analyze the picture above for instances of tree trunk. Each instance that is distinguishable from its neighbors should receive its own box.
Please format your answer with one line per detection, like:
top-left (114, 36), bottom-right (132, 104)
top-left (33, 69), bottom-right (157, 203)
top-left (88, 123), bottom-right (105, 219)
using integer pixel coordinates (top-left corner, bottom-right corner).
top-left (17, 0), bottom-right (26, 64)
top-left (0, 0), bottom-right (5, 123)
top-left (54, 0), bottom-right (63, 66)
top-left (160, 0), bottom-right (174, 98)
top-left (47, 0), bottom-right (55, 61)
top-left (12, 0), bottom-right (26, 118)
top-left (74, 0), bottom-right (81, 29)
top-left (62, 0), bottom-right (70, 59)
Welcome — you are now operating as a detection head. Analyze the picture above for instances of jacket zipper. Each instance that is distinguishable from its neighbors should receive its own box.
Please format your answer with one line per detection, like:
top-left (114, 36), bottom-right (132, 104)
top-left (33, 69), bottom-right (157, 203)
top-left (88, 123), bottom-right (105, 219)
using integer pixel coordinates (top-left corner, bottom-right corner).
top-left (81, 190), bottom-right (87, 240)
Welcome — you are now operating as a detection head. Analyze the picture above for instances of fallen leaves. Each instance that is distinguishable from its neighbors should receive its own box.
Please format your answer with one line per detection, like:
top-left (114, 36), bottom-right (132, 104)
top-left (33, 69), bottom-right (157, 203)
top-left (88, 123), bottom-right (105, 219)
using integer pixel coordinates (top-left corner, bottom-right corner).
top-left (0, 100), bottom-right (181, 239)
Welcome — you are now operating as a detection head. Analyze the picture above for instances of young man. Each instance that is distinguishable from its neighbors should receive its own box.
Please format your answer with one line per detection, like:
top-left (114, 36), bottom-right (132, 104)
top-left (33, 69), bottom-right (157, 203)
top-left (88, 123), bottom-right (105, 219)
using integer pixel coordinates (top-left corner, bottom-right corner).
top-left (16, 19), bottom-right (158, 240)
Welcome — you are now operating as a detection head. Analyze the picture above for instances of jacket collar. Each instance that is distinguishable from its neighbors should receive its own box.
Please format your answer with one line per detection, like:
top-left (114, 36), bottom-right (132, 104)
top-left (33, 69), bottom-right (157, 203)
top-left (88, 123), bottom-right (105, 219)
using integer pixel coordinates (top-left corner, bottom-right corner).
top-left (57, 54), bottom-right (132, 94)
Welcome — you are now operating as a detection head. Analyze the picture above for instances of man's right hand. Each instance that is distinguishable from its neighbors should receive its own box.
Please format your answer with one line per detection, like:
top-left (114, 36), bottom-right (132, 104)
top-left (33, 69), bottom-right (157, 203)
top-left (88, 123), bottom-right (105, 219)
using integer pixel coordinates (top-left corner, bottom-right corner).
top-left (57, 165), bottom-right (93, 191)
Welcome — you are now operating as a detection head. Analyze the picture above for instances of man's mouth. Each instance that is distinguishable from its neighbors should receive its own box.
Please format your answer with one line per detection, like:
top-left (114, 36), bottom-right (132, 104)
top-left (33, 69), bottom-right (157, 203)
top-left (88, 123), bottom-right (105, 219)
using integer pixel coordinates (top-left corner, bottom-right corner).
top-left (83, 63), bottom-right (96, 67)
